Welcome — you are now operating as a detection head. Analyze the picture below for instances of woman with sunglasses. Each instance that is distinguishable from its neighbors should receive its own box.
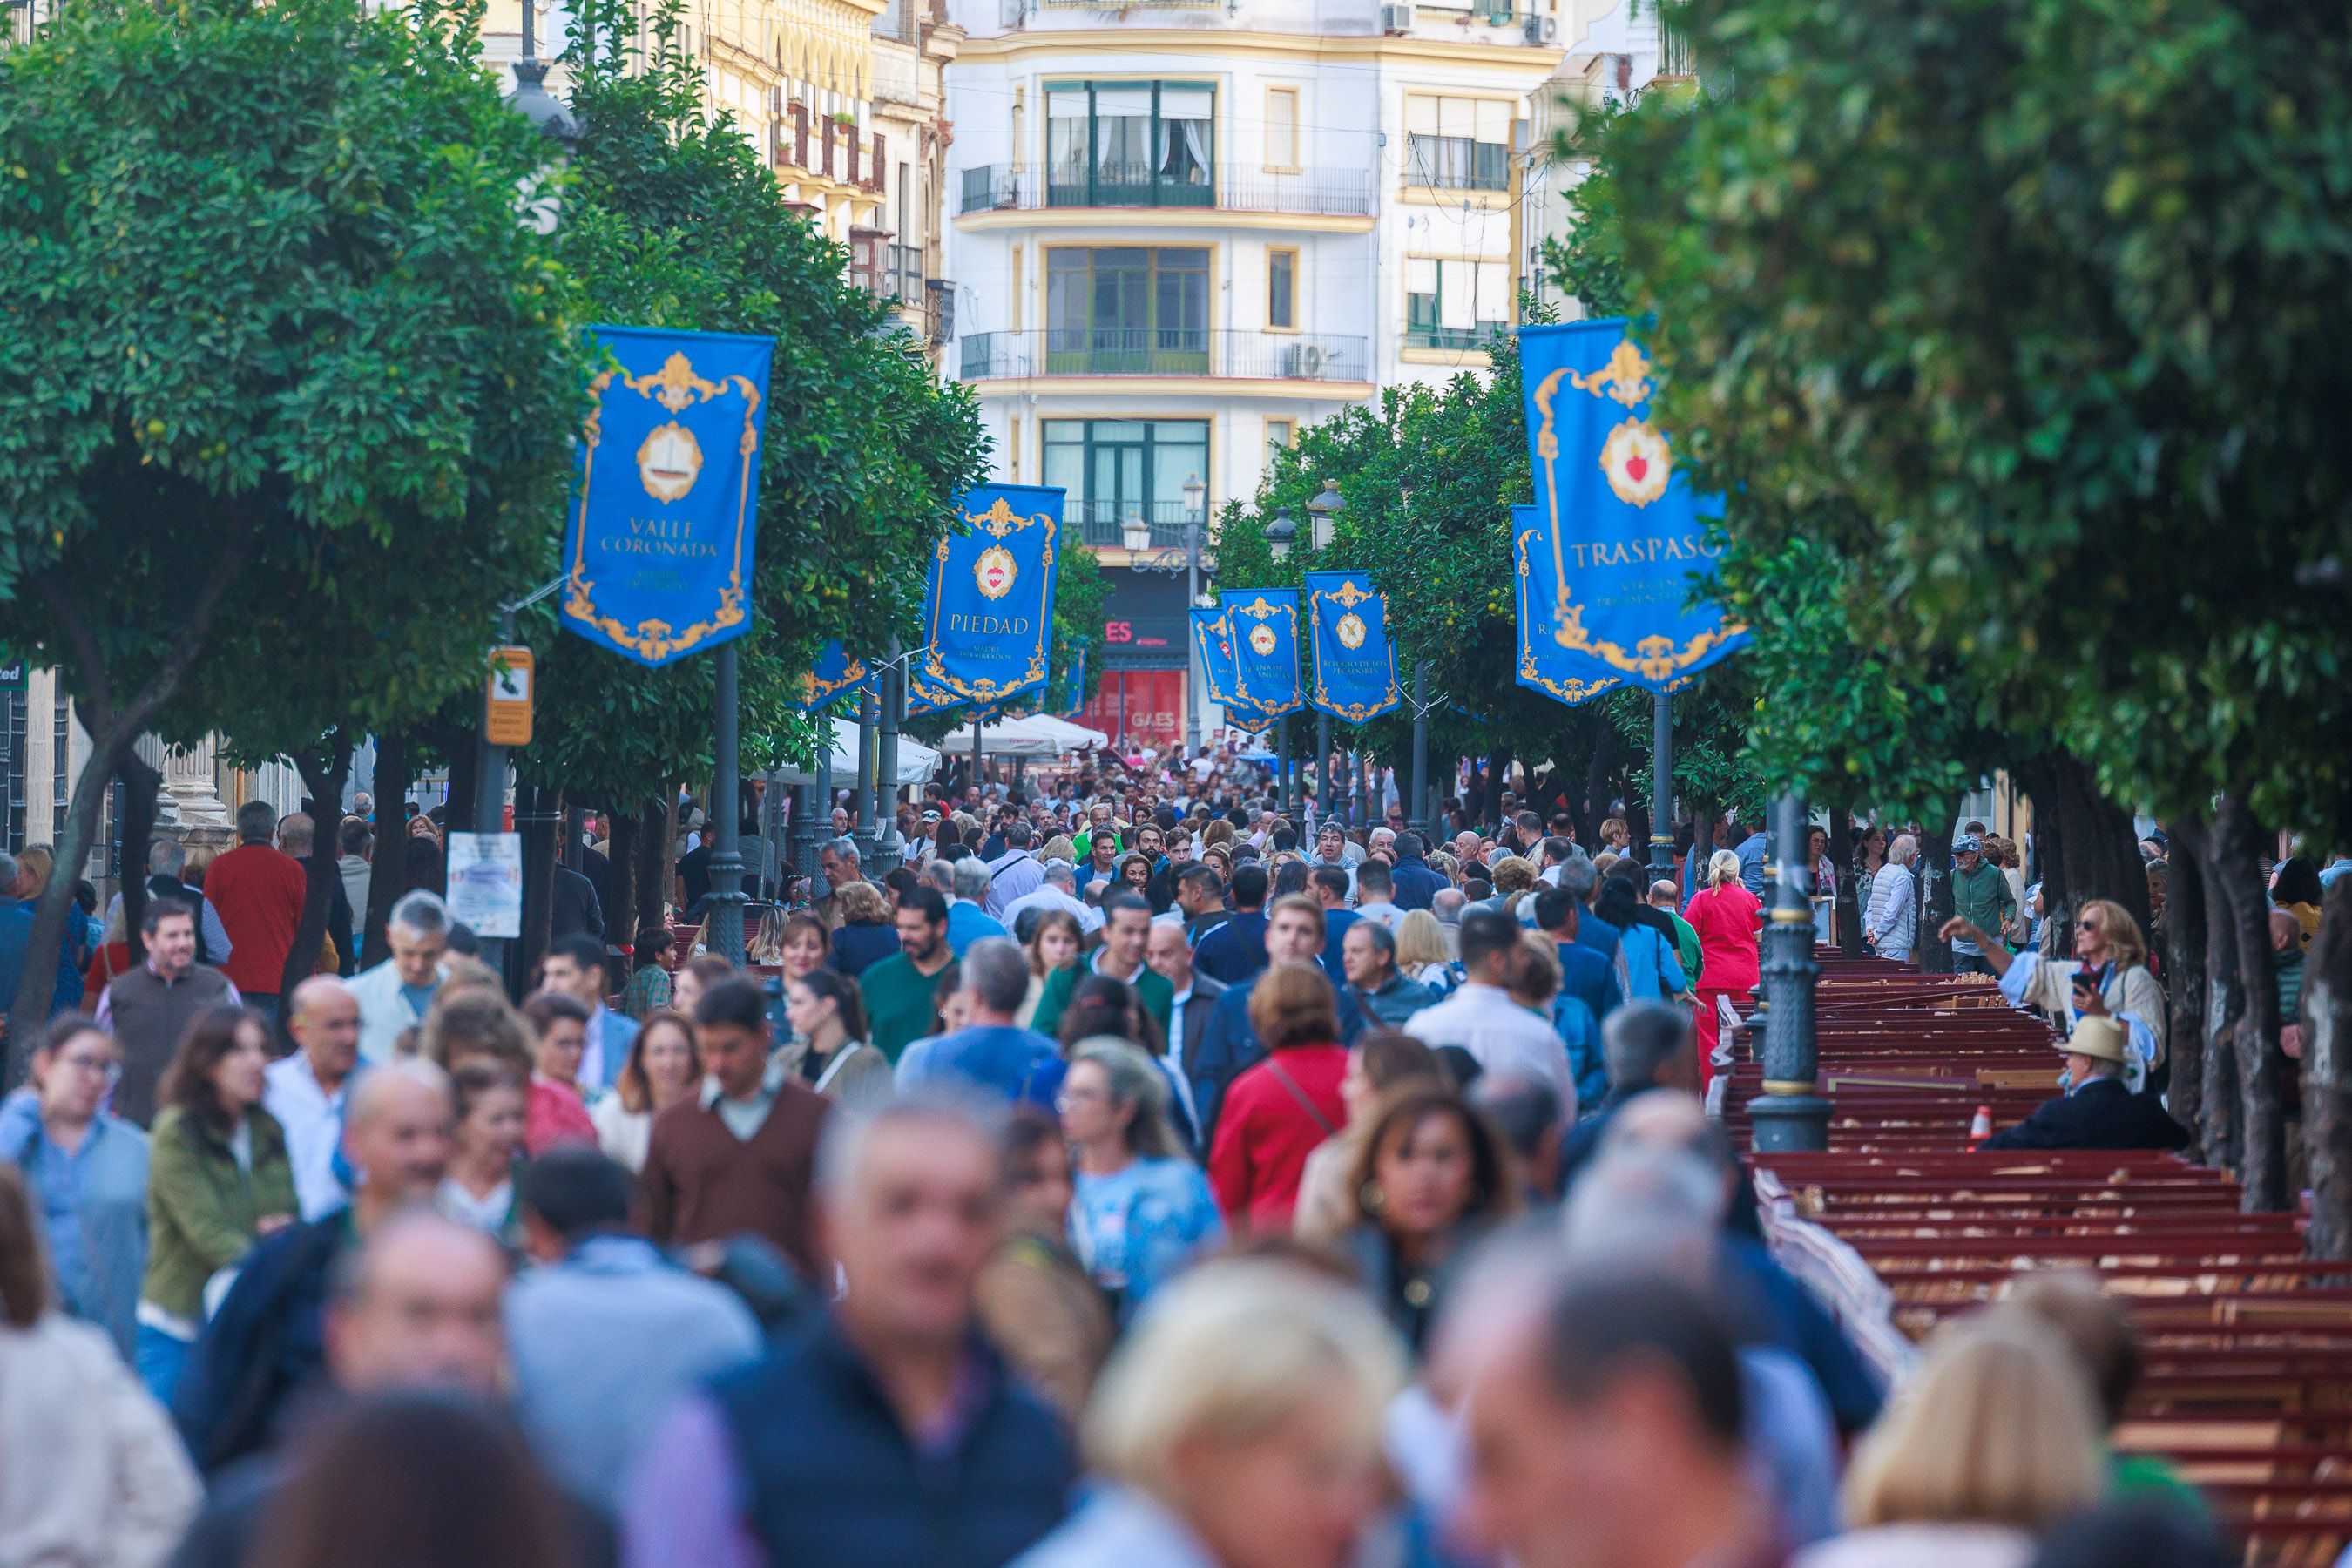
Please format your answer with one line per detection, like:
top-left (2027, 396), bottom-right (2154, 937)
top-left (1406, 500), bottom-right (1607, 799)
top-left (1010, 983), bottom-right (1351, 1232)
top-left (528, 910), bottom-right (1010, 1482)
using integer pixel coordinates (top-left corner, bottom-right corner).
top-left (0, 1019), bottom-right (150, 1358)
top-left (1940, 898), bottom-right (2167, 1092)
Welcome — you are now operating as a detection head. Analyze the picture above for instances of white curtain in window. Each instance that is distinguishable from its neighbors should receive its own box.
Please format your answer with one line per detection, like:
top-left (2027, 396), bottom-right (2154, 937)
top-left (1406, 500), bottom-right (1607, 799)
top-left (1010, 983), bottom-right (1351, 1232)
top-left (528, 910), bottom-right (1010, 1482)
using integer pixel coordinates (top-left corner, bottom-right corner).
top-left (1438, 97), bottom-right (1473, 139)
top-left (1474, 262), bottom-right (1510, 324)
top-left (1159, 87), bottom-right (1212, 183)
top-left (1093, 87), bottom-right (1152, 116)
top-left (1406, 257), bottom-right (1439, 297)
top-left (1474, 99), bottom-right (1510, 145)
top-left (1406, 96), bottom-right (1440, 136)
top-left (1439, 260), bottom-right (1475, 329)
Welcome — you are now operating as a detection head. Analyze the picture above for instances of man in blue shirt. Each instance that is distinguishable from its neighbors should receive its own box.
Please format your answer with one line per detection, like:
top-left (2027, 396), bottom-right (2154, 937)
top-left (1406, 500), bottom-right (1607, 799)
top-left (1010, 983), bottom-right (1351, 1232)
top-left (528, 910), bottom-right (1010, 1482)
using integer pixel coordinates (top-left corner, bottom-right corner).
top-left (509, 1146), bottom-right (762, 1515)
top-left (1192, 862), bottom-right (1272, 986)
top-left (1389, 833), bottom-right (1450, 911)
top-left (896, 938), bottom-right (1061, 1107)
top-left (1555, 861), bottom-right (1621, 967)
top-left (1535, 885), bottom-right (1625, 1024)
top-left (1734, 817), bottom-right (1770, 899)
top-left (1309, 865), bottom-right (1358, 973)
top-left (943, 858), bottom-right (1010, 957)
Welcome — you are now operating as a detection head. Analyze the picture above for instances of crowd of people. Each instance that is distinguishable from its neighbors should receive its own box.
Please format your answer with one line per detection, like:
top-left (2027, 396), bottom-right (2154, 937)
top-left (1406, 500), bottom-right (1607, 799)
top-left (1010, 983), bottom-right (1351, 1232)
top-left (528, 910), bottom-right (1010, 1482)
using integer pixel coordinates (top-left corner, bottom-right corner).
top-left (0, 744), bottom-right (2312, 1568)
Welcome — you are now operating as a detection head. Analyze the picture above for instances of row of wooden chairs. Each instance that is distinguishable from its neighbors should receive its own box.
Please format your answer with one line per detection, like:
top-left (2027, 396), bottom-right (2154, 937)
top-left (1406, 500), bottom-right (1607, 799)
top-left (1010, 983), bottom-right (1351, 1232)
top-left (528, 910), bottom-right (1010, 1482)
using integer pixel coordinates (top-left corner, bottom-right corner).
top-left (1734, 956), bottom-right (2351, 1565)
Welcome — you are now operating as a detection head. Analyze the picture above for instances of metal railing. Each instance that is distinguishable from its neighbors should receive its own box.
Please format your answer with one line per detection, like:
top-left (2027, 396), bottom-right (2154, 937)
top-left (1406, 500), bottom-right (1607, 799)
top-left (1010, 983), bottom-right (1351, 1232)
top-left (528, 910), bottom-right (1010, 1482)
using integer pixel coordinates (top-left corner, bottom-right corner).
top-left (1067, 500), bottom-right (1205, 550)
top-left (957, 328), bottom-right (1369, 382)
top-left (958, 163), bottom-right (1375, 218)
top-left (1402, 323), bottom-right (1511, 352)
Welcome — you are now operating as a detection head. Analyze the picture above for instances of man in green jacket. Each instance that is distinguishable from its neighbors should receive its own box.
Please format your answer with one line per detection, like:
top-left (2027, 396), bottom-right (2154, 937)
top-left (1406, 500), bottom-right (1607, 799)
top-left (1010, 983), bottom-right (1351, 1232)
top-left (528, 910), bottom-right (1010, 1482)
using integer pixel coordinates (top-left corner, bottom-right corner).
top-left (1029, 893), bottom-right (1173, 1043)
top-left (1949, 835), bottom-right (2017, 976)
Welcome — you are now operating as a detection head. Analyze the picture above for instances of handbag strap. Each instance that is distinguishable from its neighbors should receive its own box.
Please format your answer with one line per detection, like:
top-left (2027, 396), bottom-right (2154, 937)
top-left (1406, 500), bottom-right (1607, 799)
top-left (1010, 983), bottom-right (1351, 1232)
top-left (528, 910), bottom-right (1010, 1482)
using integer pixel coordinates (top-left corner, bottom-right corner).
top-left (1264, 1055), bottom-right (1338, 1138)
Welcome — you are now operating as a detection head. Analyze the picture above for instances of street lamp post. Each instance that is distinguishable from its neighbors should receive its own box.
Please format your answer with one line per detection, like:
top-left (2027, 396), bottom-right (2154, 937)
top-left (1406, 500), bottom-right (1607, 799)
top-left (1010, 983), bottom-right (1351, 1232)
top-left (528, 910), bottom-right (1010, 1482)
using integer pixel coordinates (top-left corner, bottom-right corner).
top-left (1650, 691), bottom-right (1675, 880)
top-left (1182, 472), bottom-right (1207, 755)
top-left (1263, 505), bottom-right (1298, 817)
top-left (875, 638), bottom-right (902, 875)
top-left (706, 642), bottom-right (748, 965)
top-left (1751, 793), bottom-right (1829, 1151)
top-left (1409, 660), bottom-right (1429, 838)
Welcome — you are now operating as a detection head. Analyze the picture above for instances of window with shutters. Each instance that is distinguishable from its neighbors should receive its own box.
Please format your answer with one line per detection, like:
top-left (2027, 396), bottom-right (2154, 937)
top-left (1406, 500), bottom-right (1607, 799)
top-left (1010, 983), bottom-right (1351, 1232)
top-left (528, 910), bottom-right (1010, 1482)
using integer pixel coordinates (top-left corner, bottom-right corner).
top-left (1402, 95), bottom-right (1511, 191)
top-left (1264, 87), bottom-right (1300, 172)
top-left (1404, 258), bottom-right (1511, 349)
top-left (1267, 247), bottom-right (1298, 331)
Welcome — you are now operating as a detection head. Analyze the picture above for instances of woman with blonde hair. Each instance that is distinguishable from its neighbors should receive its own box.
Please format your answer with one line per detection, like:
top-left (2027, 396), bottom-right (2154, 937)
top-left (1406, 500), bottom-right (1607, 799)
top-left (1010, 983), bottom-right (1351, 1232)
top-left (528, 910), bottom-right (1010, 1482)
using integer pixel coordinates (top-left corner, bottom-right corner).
top-left (1939, 896), bottom-right (2167, 1092)
top-left (1685, 848), bottom-right (1761, 1089)
top-left (1393, 909), bottom-right (1458, 995)
top-left (1797, 1316), bottom-right (2109, 1568)
top-left (1014, 1259), bottom-right (1406, 1568)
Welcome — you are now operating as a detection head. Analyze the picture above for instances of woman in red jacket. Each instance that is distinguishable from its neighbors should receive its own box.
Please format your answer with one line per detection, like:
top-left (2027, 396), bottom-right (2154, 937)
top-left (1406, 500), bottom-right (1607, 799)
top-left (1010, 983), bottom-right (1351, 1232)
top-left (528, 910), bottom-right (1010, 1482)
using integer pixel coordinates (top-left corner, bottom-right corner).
top-left (1684, 849), bottom-right (1762, 1090)
top-left (1208, 963), bottom-right (1349, 1233)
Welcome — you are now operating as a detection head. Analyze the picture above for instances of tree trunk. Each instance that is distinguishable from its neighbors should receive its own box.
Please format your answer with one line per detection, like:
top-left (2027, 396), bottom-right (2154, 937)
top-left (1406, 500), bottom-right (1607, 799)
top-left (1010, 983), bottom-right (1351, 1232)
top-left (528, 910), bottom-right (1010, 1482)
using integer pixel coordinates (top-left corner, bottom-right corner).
top-left (1914, 810), bottom-right (1963, 974)
top-left (606, 806), bottom-right (640, 954)
top-left (517, 784), bottom-right (559, 983)
top-left (1578, 720), bottom-right (1621, 848)
top-left (2017, 750), bottom-right (2151, 950)
top-left (2208, 794), bottom-right (2288, 1211)
top-left (117, 753), bottom-right (163, 969)
top-left (2306, 877), bottom-right (2352, 1258)
top-left (277, 738), bottom-right (353, 1045)
top-left (638, 799), bottom-right (670, 935)
top-left (2180, 814), bottom-right (2245, 1172)
top-left (444, 740), bottom-right (480, 836)
top-left (360, 727), bottom-right (414, 970)
top-left (2161, 816), bottom-right (2209, 1140)
top-left (6, 533), bottom-right (249, 1076)
top-left (1829, 808), bottom-right (1864, 956)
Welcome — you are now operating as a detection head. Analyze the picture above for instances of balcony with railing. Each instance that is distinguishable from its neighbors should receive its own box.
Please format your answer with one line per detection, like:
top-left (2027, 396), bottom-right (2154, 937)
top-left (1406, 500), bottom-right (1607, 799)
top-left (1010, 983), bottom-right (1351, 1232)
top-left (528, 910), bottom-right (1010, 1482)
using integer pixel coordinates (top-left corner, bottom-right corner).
top-left (1402, 322), bottom-right (1511, 353)
top-left (1066, 500), bottom-right (1206, 551)
top-left (958, 164), bottom-right (1375, 219)
top-left (957, 328), bottom-right (1369, 384)
top-left (851, 238), bottom-right (953, 341)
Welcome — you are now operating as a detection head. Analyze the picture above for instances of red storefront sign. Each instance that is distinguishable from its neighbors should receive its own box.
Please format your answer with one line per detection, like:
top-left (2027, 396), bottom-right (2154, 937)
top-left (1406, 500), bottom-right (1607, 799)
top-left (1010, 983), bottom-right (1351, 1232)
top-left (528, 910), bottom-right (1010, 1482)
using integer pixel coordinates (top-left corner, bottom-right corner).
top-left (1082, 669), bottom-right (1186, 750)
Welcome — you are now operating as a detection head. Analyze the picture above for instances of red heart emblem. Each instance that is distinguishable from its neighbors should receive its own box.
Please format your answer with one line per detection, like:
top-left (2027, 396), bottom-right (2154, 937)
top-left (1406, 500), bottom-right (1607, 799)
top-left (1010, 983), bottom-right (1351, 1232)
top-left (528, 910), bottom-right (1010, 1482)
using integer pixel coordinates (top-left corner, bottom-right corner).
top-left (1625, 455), bottom-right (1649, 483)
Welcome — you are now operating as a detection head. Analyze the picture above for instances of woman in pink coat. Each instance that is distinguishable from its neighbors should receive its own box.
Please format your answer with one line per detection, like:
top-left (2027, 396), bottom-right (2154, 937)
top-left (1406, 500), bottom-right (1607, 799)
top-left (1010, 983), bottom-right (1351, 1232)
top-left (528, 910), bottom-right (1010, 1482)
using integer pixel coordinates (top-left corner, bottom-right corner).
top-left (1684, 849), bottom-right (1762, 1088)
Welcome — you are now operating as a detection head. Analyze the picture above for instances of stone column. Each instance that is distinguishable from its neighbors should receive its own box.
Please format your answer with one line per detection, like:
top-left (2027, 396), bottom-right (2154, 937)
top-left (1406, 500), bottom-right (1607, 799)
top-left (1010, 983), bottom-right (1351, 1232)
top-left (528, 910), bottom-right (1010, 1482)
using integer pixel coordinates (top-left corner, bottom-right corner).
top-left (160, 737), bottom-right (232, 829)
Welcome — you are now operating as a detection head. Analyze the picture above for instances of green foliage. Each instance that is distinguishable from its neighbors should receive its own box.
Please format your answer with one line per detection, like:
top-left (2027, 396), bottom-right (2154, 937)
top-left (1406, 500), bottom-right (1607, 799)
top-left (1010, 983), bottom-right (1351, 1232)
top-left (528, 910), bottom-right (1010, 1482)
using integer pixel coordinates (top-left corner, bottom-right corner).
top-left (1583, 0), bottom-right (2352, 839)
top-left (0, 0), bottom-right (584, 735)
top-left (524, 0), bottom-right (990, 806)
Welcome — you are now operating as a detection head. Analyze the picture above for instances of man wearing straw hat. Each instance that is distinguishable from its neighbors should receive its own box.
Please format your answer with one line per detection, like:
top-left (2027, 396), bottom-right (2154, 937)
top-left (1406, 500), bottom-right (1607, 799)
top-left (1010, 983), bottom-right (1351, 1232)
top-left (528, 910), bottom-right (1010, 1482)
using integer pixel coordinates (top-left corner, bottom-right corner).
top-left (1982, 1017), bottom-right (2190, 1152)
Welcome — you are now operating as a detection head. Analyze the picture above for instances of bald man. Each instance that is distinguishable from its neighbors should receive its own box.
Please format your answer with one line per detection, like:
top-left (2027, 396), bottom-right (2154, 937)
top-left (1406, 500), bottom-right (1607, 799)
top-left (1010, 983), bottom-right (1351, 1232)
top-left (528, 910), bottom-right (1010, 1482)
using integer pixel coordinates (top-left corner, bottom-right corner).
top-left (174, 1209), bottom-right (514, 1568)
top-left (176, 1061), bottom-right (456, 1473)
top-left (266, 975), bottom-right (363, 1220)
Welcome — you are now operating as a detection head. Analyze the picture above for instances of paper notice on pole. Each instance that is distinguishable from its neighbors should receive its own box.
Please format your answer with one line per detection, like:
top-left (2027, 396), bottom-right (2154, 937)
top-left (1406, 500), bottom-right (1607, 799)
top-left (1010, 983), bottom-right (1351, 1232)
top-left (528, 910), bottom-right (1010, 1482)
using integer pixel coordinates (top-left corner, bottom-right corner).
top-left (447, 832), bottom-right (524, 938)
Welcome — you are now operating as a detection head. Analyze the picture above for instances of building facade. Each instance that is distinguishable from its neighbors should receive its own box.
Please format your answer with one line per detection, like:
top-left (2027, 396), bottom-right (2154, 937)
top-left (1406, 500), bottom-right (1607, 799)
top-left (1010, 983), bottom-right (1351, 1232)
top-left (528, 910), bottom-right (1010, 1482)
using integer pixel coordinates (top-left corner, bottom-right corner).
top-left (942, 0), bottom-right (1562, 740)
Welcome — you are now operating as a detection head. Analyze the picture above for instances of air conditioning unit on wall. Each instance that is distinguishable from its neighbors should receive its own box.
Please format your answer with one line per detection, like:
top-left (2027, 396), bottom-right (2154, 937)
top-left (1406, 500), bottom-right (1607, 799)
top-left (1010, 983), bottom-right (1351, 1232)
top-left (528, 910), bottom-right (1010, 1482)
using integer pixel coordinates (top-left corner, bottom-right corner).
top-left (1522, 12), bottom-right (1554, 42)
top-left (1380, 3), bottom-right (1414, 34)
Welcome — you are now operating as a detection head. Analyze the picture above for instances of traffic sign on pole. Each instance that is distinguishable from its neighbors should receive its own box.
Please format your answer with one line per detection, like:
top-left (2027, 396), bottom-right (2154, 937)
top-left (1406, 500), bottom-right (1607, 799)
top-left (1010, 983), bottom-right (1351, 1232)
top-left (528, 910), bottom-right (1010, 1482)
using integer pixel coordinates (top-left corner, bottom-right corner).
top-left (485, 646), bottom-right (534, 747)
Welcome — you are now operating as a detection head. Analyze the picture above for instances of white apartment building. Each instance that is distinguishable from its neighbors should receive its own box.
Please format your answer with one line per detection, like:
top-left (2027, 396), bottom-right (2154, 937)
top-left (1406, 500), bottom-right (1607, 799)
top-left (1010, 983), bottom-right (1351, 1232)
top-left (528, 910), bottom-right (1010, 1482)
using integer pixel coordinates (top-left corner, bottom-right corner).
top-left (942, 0), bottom-right (1562, 740)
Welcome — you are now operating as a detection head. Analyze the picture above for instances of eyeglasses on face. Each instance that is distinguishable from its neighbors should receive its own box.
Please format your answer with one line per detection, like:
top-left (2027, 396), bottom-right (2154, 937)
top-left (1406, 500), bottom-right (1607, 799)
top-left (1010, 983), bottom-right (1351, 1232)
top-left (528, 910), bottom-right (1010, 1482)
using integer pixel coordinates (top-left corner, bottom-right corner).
top-left (2077, 920), bottom-right (2102, 933)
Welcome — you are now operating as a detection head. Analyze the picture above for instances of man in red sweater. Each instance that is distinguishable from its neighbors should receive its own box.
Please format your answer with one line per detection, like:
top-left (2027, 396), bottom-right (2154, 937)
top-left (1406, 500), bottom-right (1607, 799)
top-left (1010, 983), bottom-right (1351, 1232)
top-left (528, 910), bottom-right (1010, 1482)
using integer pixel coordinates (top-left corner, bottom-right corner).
top-left (205, 800), bottom-right (309, 1021)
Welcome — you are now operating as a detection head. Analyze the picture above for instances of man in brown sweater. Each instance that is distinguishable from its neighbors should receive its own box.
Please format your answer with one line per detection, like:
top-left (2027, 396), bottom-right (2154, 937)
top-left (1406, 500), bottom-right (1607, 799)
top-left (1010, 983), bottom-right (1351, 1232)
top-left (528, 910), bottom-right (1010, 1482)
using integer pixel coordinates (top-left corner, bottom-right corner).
top-left (643, 976), bottom-right (832, 1277)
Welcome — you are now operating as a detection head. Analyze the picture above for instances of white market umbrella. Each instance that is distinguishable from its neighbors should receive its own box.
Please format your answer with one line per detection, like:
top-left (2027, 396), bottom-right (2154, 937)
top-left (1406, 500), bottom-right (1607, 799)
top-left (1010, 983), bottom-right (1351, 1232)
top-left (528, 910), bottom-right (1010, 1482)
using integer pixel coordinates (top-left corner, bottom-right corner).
top-left (764, 718), bottom-right (940, 787)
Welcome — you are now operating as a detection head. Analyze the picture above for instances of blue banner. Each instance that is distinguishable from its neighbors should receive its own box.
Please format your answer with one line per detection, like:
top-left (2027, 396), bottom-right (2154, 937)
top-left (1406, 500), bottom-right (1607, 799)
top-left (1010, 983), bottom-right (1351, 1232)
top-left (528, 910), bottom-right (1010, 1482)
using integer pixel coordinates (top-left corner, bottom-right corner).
top-left (1191, 606), bottom-right (1274, 733)
top-left (1515, 319), bottom-right (1747, 698)
top-left (794, 640), bottom-right (871, 711)
top-left (561, 326), bottom-right (775, 667)
top-left (919, 484), bottom-right (1063, 706)
top-left (1305, 571), bottom-right (1401, 723)
top-left (1061, 646), bottom-right (1091, 719)
top-left (904, 666), bottom-right (962, 717)
top-left (1220, 590), bottom-right (1304, 716)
